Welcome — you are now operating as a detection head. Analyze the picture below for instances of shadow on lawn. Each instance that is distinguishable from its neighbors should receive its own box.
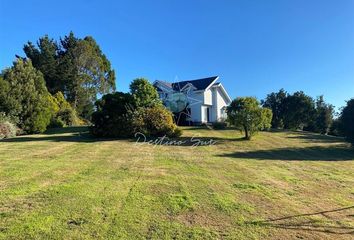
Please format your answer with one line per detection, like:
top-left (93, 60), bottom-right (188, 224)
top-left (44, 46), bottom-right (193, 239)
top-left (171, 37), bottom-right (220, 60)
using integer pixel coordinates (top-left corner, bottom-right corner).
top-left (0, 127), bottom-right (126, 143)
top-left (286, 132), bottom-right (345, 143)
top-left (218, 146), bottom-right (354, 161)
top-left (246, 206), bottom-right (354, 235)
top-left (1, 126), bottom-right (246, 146)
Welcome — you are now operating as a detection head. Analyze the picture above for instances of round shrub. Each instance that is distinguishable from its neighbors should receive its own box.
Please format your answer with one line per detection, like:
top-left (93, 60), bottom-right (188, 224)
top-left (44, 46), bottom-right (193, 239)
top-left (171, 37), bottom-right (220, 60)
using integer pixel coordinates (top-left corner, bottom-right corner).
top-left (91, 92), bottom-right (136, 137)
top-left (133, 105), bottom-right (179, 137)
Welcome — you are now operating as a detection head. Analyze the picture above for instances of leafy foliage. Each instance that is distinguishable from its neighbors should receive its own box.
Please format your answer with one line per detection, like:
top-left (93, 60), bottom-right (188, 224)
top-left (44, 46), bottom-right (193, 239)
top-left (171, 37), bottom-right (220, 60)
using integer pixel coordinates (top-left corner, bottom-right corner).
top-left (130, 78), bottom-right (160, 108)
top-left (305, 96), bottom-right (334, 134)
top-left (49, 92), bottom-right (82, 128)
top-left (282, 91), bottom-right (315, 129)
top-left (91, 78), bottom-right (180, 138)
top-left (262, 89), bottom-right (287, 128)
top-left (23, 35), bottom-right (61, 94)
top-left (24, 32), bottom-right (116, 119)
top-left (132, 105), bottom-right (180, 137)
top-left (263, 90), bottom-right (334, 134)
top-left (339, 98), bottom-right (354, 145)
top-left (328, 119), bottom-right (343, 137)
top-left (1, 59), bottom-right (55, 133)
top-left (91, 92), bottom-right (136, 137)
top-left (227, 97), bottom-right (272, 140)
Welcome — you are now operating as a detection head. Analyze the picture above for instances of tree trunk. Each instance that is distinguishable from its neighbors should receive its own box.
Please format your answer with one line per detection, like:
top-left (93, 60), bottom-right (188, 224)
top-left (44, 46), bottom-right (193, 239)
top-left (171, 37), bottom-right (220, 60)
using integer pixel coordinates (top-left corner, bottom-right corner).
top-left (244, 126), bottom-right (251, 140)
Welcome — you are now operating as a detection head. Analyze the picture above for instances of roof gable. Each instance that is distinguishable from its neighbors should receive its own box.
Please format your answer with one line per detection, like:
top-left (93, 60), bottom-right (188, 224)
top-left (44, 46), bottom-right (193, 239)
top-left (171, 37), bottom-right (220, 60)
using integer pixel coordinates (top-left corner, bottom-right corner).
top-left (212, 82), bottom-right (232, 104)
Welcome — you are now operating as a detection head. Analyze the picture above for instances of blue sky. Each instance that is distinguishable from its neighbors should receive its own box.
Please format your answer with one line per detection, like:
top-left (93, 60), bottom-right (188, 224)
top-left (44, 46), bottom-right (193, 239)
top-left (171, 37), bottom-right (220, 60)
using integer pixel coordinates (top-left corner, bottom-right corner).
top-left (1, 0), bottom-right (353, 110)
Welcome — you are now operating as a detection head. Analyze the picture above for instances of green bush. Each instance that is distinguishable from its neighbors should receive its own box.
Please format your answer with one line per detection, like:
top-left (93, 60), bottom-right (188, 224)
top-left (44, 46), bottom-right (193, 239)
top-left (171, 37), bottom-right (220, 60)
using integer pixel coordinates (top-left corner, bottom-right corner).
top-left (48, 118), bottom-right (66, 128)
top-left (1, 59), bottom-right (55, 134)
top-left (133, 105), bottom-right (180, 137)
top-left (169, 127), bottom-right (183, 138)
top-left (91, 92), bottom-right (136, 137)
top-left (48, 92), bottom-right (82, 128)
top-left (212, 121), bottom-right (227, 130)
top-left (339, 99), bottom-right (354, 145)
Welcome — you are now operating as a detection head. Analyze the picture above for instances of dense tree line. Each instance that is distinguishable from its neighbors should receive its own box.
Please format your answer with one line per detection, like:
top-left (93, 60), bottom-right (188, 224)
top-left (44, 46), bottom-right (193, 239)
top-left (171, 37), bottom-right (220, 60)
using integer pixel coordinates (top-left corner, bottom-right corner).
top-left (262, 89), bottom-right (354, 145)
top-left (262, 89), bottom-right (334, 134)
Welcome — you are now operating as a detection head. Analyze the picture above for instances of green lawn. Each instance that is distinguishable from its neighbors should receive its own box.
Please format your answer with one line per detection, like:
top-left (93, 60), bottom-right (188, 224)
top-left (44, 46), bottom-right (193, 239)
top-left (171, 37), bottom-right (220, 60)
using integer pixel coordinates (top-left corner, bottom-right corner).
top-left (0, 127), bottom-right (353, 239)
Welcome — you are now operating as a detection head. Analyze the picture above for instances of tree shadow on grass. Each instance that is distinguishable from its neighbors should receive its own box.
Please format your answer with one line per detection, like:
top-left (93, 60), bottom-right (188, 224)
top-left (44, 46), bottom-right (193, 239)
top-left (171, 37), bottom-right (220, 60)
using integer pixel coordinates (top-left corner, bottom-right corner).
top-left (1, 127), bottom-right (247, 146)
top-left (218, 146), bottom-right (354, 161)
top-left (286, 131), bottom-right (345, 144)
top-left (245, 206), bottom-right (354, 235)
top-left (1, 127), bottom-right (134, 143)
top-left (44, 126), bottom-right (89, 135)
top-left (133, 135), bottom-right (247, 147)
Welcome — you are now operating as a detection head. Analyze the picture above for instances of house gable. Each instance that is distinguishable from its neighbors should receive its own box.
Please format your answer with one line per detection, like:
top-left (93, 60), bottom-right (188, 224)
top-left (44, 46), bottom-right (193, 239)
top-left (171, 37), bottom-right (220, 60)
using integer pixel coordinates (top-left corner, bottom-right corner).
top-left (153, 76), bottom-right (232, 124)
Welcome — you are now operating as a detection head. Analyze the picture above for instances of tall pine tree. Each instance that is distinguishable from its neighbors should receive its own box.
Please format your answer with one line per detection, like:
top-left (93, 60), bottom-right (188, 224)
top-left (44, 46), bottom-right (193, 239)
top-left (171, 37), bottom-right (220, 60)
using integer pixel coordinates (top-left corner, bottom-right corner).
top-left (24, 32), bottom-right (116, 119)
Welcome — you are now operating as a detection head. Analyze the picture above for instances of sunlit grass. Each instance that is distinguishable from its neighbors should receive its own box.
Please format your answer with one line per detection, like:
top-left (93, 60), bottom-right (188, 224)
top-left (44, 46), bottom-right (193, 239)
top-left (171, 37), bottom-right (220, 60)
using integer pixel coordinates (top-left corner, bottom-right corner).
top-left (0, 127), bottom-right (353, 239)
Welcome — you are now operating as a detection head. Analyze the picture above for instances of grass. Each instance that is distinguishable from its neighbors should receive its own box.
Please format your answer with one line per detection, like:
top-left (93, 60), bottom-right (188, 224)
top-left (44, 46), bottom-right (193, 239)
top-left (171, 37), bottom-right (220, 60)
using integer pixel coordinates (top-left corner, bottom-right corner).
top-left (0, 127), bottom-right (353, 239)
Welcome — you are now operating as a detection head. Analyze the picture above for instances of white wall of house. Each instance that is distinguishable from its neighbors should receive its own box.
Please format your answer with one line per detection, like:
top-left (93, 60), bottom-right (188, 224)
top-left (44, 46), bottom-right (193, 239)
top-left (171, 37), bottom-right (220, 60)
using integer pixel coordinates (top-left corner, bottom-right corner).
top-left (188, 92), bottom-right (203, 122)
top-left (201, 105), bottom-right (211, 123)
top-left (203, 89), bottom-right (212, 105)
top-left (216, 87), bottom-right (228, 120)
top-left (189, 86), bottom-right (230, 123)
top-left (154, 80), bottom-right (231, 124)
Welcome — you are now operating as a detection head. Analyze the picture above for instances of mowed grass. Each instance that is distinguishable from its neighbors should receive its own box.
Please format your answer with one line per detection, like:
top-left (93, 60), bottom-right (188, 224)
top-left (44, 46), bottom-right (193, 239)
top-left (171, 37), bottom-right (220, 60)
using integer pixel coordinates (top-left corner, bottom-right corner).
top-left (0, 127), bottom-right (353, 239)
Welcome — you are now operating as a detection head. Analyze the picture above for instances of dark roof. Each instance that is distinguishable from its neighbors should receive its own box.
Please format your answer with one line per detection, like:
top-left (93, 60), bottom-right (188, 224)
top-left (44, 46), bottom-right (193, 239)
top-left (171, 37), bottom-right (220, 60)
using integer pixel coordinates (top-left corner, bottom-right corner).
top-left (170, 76), bottom-right (218, 91)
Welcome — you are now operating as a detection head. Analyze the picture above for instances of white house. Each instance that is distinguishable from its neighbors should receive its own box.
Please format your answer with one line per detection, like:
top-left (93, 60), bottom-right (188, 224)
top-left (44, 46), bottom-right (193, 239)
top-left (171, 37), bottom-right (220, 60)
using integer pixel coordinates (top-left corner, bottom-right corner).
top-left (153, 76), bottom-right (232, 125)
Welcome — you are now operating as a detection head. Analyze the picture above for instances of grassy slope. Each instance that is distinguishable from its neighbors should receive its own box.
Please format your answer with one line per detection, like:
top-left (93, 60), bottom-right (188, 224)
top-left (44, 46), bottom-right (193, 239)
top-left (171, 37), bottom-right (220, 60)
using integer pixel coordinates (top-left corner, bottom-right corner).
top-left (0, 127), bottom-right (353, 239)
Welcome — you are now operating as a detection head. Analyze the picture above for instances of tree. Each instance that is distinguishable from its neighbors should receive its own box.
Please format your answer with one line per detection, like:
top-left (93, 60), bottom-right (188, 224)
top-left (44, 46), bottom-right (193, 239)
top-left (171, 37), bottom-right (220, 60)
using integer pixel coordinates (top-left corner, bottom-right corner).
top-left (313, 96), bottom-right (334, 134)
top-left (262, 89), bottom-right (287, 128)
top-left (227, 97), bottom-right (272, 140)
top-left (23, 35), bottom-right (61, 94)
top-left (129, 78), bottom-right (160, 108)
top-left (1, 59), bottom-right (55, 133)
top-left (24, 32), bottom-right (116, 119)
top-left (282, 91), bottom-right (315, 129)
top-left (339, 99), bottom-right (354, 145)
top-left (328, 118), bottom-right (343, 137)
top-left (0, 76), bottom-right (13, 117)
top-left (66, 35), bottom-right (116, 115)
